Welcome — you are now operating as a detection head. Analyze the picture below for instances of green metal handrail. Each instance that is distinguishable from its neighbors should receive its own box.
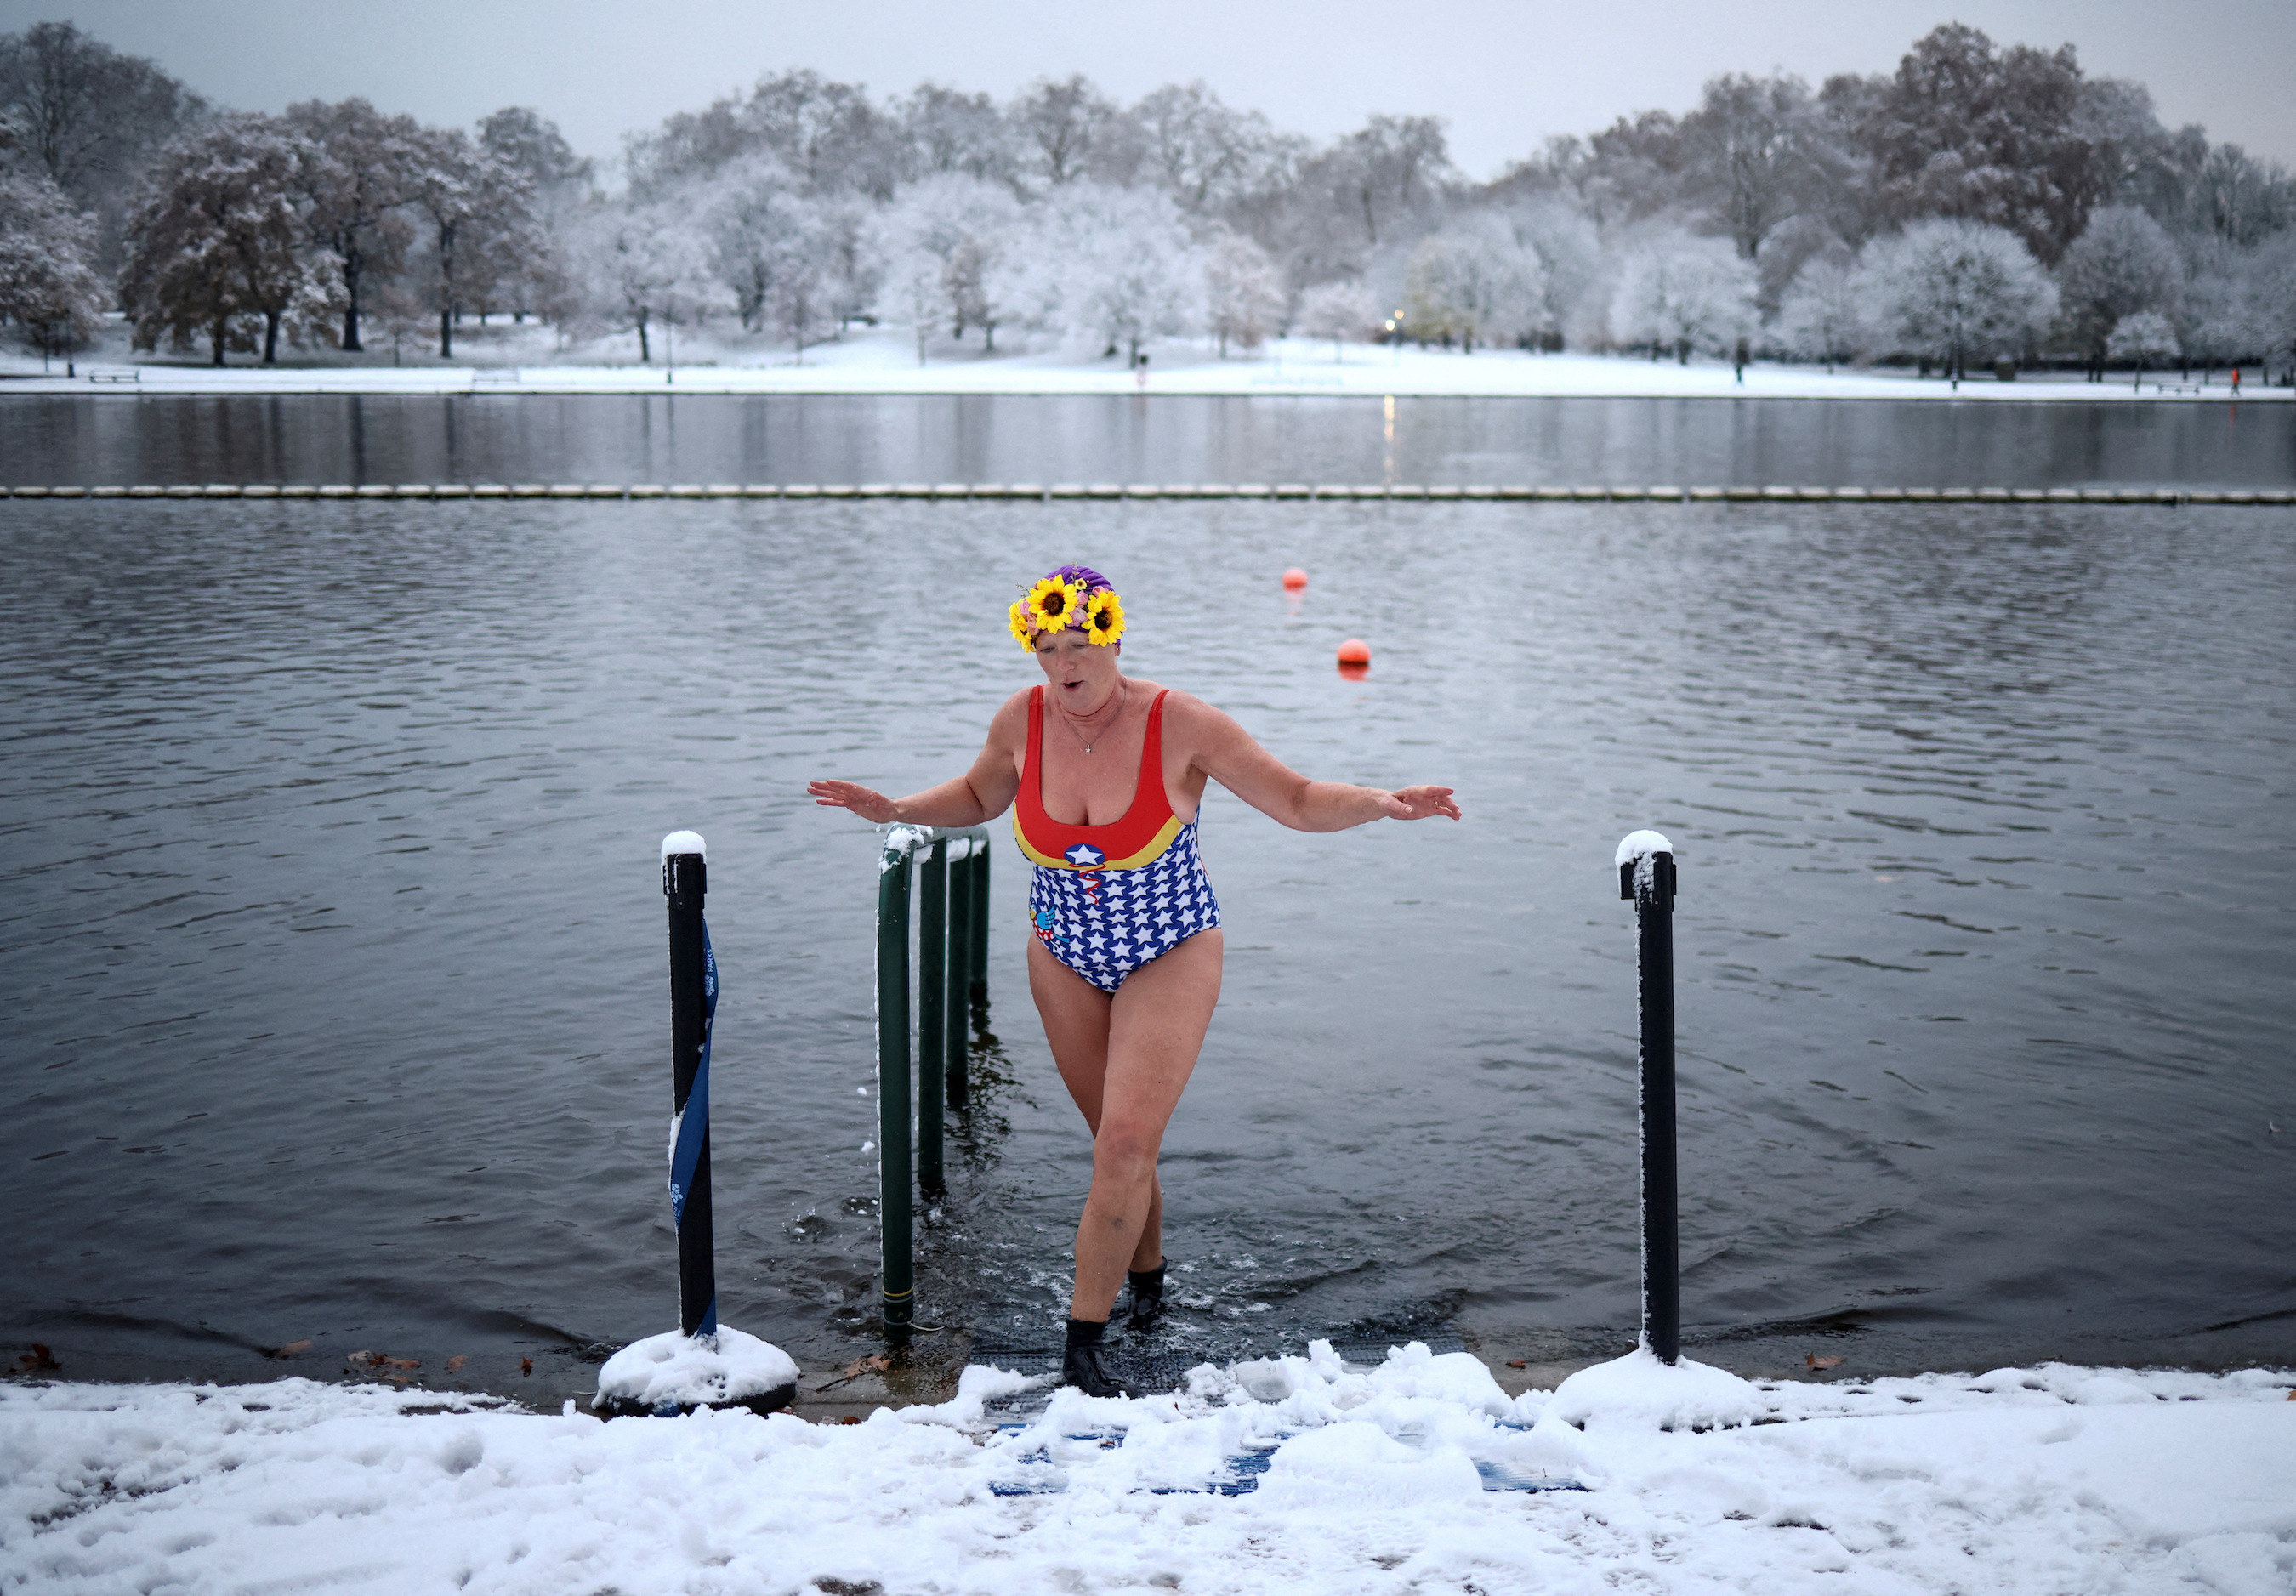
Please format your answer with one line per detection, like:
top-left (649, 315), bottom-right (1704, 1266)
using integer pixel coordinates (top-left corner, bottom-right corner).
top-left (876, 823), bottom-right (991, 1331)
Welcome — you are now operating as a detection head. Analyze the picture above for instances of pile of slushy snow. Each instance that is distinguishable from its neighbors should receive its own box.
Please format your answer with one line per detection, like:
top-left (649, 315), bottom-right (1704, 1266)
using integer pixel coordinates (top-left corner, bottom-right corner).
top-left (2, 1344), bottom-right (2289, 1594)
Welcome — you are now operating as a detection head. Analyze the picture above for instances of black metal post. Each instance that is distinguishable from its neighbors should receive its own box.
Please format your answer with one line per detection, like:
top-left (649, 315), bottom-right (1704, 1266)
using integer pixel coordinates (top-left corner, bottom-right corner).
top-left (876, 843), bottom-right (913, 1332)
top-left (1621, 842), bottom-right (1679, 1364)
top-left (944, 843), bottom-right (972, 1108)
top-left (664, 845), bottom-right (716, 1338)
top-left (917, 840), bottom-right (947, 1195)
top-left (968, 845), bottom-right (990, 1002)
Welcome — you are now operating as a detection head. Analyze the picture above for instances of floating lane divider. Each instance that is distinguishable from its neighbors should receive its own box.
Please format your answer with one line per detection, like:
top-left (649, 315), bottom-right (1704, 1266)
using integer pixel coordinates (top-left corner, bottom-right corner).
top-left (4, 483), bottom-right (2289, 503)
top-left (876, 822), bottom-right (992, 1335)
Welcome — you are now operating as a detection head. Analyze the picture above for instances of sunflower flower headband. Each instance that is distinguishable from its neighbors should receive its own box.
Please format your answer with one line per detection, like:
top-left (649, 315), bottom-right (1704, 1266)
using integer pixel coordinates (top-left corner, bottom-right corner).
top-left (1008, 565), bottom-right (1126, 652)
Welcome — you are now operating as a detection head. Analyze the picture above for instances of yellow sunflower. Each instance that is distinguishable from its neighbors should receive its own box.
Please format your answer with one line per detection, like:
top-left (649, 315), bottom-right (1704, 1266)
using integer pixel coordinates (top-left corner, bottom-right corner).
top-left (1084, 588), bottom-right (1125, 644)
top-left (1008, 599), bottom-right (1035, 650)
top-left (1025, 576), bottom-right (1085, 633)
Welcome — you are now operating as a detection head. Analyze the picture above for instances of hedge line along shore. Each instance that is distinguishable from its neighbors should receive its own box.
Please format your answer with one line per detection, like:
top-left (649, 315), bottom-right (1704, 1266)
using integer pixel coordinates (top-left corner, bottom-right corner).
top-left (5, 482), bottom-right (2293, 504)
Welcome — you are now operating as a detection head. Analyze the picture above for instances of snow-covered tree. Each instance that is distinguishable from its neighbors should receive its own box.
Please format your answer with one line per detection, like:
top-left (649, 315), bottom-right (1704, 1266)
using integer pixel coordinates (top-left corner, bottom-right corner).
top-left (569, 202), bottom-right (714, 363)
top-left (2105, 308), bottom-right (2176, 384)
top-left (1500, 199), bottom-right (1603, 346)
top-left (2056, 205), bottom-right (2181, 378)
top-left (1296, 280), bottom-right (1378, 360)
top-left (405, 126), bottom-right (537, 357)
top-left (1202, 229), bottom-right (1282, 355)
top-left (1011, 75), bottom-right (1117, 189)
top-left (1131, 82), bottom-right (1284, 215)
top-left (1030, 182), bottom-right (1200, 361)
top-left (872, 172), bottom-right (1020, 359)
top-left (1402, 215), bottom-right (1546, 351)
top-left (476, 106), bottom-right (587, 323)
top-left (0, 20), bottom-right (203, 275)
top-left (702, 155), bottom-right (816, 334)
top-left (1862, 217), bottom-right (2057, 383)
top-left (1773, 254), bottom-right (1867, 368)
top-left (122, 114), bottom-right (337, 365)
top-left (898, 82), bottom-right (1017, 186)
top-left (1609, 229), bottom-right (1756, 361)
top-left (285, 98), bottom-right (421, 352)
top-left (0, 168), bottom-right (105, 355)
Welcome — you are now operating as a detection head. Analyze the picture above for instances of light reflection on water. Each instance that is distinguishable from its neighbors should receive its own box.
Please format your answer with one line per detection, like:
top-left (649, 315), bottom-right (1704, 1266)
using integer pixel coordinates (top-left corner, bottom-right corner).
top-left (0, 496), bottom-right (2289, 1402)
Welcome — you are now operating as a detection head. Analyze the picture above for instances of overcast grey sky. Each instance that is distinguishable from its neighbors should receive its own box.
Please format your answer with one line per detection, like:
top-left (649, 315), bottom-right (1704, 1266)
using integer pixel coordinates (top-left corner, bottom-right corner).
top-left (6, 0), bottom-right (2291, 179)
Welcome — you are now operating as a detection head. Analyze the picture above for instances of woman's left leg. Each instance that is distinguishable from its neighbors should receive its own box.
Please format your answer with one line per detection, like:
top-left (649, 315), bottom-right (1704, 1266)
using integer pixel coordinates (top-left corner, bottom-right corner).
top-left (1067, 929), bottom-right (1223, 1321)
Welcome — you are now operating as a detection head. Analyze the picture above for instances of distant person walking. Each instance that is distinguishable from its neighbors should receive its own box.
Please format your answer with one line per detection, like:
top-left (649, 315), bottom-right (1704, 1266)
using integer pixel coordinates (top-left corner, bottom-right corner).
top-left (809, 566), bottom-right (1458, 1395)
top-left (2231, 366), bottom-right (2242, 396)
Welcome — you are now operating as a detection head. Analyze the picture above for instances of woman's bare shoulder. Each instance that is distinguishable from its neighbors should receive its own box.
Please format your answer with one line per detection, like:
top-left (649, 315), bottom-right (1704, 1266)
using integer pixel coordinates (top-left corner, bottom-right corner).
top-left (1149, 685), bottom-right (1249, 744)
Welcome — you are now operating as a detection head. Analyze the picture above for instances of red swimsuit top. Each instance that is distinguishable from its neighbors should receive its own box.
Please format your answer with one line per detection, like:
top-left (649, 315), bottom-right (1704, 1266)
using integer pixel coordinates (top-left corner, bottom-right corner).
top-left (1012, 685), bottom-right (1187, 871)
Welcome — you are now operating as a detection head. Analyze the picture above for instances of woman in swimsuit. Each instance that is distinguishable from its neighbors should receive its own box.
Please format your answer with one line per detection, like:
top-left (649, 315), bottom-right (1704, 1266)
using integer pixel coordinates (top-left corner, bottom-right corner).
top-left (808, 565), bottom-right (1458, 1394)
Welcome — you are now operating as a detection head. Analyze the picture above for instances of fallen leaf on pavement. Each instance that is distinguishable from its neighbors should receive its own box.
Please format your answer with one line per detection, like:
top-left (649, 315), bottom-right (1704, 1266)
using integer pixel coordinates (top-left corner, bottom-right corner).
top-left (1807, 1354), bottom-right (1845, 1370)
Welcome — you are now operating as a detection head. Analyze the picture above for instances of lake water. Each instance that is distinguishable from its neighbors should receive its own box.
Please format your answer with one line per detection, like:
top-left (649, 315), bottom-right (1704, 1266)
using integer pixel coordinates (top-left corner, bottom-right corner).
top-left (4, 391), bottom-right (2293, 489)
top-left (2, 395), bottom-right (2291, 1408)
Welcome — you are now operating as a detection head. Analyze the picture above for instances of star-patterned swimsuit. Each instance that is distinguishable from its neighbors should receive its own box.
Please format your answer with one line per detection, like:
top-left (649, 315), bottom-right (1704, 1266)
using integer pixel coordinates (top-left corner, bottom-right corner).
top-left (1013, 684), bottom-right (1221, 992)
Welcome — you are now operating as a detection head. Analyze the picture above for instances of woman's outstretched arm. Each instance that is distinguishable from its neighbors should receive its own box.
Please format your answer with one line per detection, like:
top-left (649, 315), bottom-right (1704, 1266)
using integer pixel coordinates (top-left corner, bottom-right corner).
top-left (808, 691), bottom-right (1028, 826)
top-left (1174, 694), bottom-right (1460, 832)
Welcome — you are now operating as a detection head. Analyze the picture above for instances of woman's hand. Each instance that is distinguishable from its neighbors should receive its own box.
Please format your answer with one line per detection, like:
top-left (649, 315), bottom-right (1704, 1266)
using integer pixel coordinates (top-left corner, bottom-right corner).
top-left (1377, 785), bottom-right (1461, 821)
top-left (808, 779), bottom-right (900, 824)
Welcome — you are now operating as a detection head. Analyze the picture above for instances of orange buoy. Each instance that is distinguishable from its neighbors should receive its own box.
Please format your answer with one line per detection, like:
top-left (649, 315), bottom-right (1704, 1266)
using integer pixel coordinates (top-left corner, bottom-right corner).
top-left (1282, 566), bottom-right (1309, 590)
top-left (1336, 638), bottom-right (1371, 665)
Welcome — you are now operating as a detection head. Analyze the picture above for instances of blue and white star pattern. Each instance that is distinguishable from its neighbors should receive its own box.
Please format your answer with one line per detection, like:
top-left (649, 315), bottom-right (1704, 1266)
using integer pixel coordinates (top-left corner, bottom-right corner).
top-left (1028, 819), bottom-right (1221, 992)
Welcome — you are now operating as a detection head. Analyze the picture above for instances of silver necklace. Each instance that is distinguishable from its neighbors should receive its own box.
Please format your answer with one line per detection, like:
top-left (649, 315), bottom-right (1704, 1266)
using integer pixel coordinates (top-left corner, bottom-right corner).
top-left (1059, 683), bottom-right (1125, 753)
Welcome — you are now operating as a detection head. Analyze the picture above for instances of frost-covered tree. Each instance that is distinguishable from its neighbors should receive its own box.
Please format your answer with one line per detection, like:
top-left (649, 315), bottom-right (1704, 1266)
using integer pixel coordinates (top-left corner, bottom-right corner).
top-left (1609, 229), bottom-right (1756, 362)
top-left (1403, 216), bottom-right (1545, 351)
top-left (0, 21), bottom-right (203, 275)
top-left (873, 173), bottom-right (1020, 358)
top-left (1202, 229), bottom-right (1282, 355)
top-left (122, 114), bottom-right (336, 365)
top-left (898, 83), bottom-right (1016, 187)
top-left (0, 168), bottom-right (105, 355)
top-left (1296, 280), bottom-right (1378, 360)
top-left (1032, 183), bottom-right (1199, 361)
top-left (286, 98), bottom-right (421, 352)
top-left (1772, 254), bottom-right (1867, 369)
top-left (1839, 24), bottom-right (2116, 264)
top-left (1131, 82), bottom-right (1285, 216)
top-left (2054, 205), bottom-right (2182, 378)
top-left (1863, 217), bottom-right (2057, 383)
top-left (477, 107), bottom-right (588, 323)
top-left (570, 203), bottom-right (713, 363)
top-left (1677, 73), bottom-right (1846, 263)
top-left (404, 127), bottom-right (537, 357)
top-left (1011, 75), bottom-right (1117, 189)
top-left (628, 70), bottom-right (903, 202)
top-left (2105, 308), bottom-right (2176, 384)
top-left (702, 155), bottom-right (813, 333)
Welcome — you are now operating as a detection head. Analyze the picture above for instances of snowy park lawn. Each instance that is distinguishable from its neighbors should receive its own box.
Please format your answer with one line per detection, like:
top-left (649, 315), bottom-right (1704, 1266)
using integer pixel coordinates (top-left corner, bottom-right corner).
top-left (3, 1346), bottom-right (2290, 1595)
top-left (2, 327), bottom-right (2278, 402)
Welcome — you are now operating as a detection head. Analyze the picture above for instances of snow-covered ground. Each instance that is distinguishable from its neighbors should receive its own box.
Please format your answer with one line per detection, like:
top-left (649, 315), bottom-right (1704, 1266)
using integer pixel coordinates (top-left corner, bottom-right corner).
top-left (4, 1347), bottom-right (2289, 1594)
top-left (2, 325), bottom-right (2282, 401)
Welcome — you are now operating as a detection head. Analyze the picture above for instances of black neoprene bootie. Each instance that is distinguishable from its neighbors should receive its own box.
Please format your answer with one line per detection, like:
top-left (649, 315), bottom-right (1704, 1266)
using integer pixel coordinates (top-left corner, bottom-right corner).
top-left (1060, 1317), bottom-right (1133, 1398)
top-left (1125, 1264), bottom-right (1167, 1329)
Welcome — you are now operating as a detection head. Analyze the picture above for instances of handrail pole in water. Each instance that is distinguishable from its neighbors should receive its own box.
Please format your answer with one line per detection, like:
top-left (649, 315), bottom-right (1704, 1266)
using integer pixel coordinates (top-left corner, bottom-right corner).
top-left (874, 824), bottom-right (990, 1337)
top-left (662, 836), bottom-right (717, 1338)
top-left (1618, 831), bottom-right (1679, 1365)
top-left (917, 839), bottom-right (948, 1195)
top-left (876, 834), bottom-right (915, 1332)
top-left (944, 839), bottom-right (973, 1110)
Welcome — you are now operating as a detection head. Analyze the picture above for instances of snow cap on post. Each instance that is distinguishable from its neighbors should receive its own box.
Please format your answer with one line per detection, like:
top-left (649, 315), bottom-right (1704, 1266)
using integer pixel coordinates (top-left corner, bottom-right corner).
top-left (1614, 830), bottom-right (1674, 868)
top-left (660, 830), bottom-right (708, 861)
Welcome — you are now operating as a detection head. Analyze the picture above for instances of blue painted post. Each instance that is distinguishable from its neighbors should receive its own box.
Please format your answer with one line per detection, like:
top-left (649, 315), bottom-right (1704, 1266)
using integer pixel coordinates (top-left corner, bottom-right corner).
top-left (662, 831), bottom-right (717, 1338)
